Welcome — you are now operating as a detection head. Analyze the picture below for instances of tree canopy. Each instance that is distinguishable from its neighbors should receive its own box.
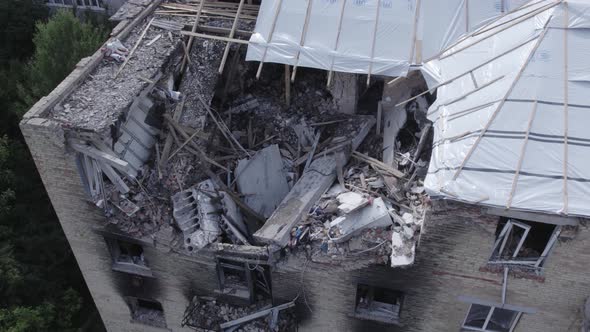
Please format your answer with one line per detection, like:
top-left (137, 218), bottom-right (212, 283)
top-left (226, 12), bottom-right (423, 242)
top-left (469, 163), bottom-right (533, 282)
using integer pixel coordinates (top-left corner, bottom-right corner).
top-left (0, 6), bottom-right (108, 332)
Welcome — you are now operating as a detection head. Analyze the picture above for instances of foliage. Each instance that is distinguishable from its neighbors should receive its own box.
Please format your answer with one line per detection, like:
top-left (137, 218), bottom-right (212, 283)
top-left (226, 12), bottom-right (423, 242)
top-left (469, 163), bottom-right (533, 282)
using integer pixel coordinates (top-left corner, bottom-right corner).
top-left (0, 0), bottom-right (47, 67)
top-left (0, 304), bottom-right (55, 332)
top-left (0, 6), bottom-right (108, 331)
top-left (27, 9), bottom-right (108, 99)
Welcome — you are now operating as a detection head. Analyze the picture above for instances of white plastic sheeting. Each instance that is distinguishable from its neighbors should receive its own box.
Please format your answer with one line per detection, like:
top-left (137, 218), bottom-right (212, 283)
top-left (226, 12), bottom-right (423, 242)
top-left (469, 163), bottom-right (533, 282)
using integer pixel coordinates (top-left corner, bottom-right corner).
top-left (246, 0), bottom-right (530, 77)
top-left (424, 0), bottom-right (590, 217)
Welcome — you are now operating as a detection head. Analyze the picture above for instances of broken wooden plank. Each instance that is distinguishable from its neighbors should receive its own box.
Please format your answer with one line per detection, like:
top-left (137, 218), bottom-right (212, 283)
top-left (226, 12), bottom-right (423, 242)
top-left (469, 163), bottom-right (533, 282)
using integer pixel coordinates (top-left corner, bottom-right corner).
top-left (254, 117), bottom-right (375, 247)
top-left (352, 151), bottom-right (405, 178)
top-left (70, 142), bottom-right (137, 178)
top-left (96, 161), bottom-right (130, 194)
top-left (160, 98), bottom-right (185, 169)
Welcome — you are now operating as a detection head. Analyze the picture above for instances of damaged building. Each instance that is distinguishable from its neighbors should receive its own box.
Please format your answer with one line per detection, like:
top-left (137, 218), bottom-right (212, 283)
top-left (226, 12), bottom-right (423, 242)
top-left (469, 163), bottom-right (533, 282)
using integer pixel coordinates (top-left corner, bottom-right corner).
top-left (19, 0), bottom-right (590, 331)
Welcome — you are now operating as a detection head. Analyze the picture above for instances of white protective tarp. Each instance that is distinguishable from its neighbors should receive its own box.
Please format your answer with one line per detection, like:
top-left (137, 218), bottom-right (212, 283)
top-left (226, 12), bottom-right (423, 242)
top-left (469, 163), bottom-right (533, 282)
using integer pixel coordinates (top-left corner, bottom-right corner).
top-left (247, 0), bottom-right (531, 77)
top-left (423, 0), bottom-right (590, 217)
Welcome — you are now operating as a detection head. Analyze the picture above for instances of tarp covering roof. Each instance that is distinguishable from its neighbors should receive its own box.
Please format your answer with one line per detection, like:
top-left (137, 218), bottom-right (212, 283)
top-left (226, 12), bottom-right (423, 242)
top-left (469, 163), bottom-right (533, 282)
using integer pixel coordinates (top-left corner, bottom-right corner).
top-left (246, 0), bottom-right (530, 77)
top-left (423, 0), bottom-right (590, 217)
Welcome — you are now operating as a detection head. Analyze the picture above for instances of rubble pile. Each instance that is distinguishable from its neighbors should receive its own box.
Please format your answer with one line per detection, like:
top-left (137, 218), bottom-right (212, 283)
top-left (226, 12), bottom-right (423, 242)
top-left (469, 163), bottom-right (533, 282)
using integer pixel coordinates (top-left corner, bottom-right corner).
top-left (182, 297), bottom-right (297, 332)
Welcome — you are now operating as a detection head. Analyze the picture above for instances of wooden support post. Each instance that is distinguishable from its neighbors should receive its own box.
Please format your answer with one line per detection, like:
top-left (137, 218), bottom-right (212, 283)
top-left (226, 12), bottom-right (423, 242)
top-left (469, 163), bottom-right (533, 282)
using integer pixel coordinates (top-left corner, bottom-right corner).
top-left (408, 0), bottom-right (421, 65)
top-left (284, 65), bottom-right (291, 107)
top-left (256, 0), bottom-right (284, 79)
top-left (327, 0), bottom-right (347, 87)
top-left (218, 0), bottom-right (246, 74)
top-left (376, 101), bottom-right (382, 135)
top-left (453, 25), bottom-right (550, 181)
top-left (366, 0), bottom-right (382, 87)
top-left (291, 0), bottom-right (314, 83)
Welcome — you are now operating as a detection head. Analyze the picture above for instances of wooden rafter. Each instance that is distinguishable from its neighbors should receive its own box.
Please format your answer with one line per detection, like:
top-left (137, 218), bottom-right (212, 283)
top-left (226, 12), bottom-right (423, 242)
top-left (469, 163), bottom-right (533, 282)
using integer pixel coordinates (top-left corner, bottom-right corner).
top-left (452, 25), bottom-right (550, 180)
top-left (506, 100), bottom-right (538, 209)
top-left (290, 0), bottom-right (314, 83)
top-left (327, 0), bottom-right (348, 87)
top-left (396, 33), bottom-right (540, 108)
top-left (366, 0), bottom-right (382, 86)
top-left (256, 0), bottom-right (284, 79)
top-left (218, 0), bottom-right (246, 74)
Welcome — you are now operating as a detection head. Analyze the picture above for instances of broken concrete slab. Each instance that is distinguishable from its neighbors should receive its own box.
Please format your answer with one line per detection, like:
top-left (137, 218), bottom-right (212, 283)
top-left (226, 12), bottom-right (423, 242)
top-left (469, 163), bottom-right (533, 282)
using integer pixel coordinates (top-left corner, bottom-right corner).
top-left (336, 191), bottom-right (369, 214)
top-left (391, 232), bottom-right (416, 267)
top-left (253, 117), bottom-right (375, 248)
top-left (235, 144), bottom-right (290, 219)
top-left (329, 197), bottom-right (392, 243)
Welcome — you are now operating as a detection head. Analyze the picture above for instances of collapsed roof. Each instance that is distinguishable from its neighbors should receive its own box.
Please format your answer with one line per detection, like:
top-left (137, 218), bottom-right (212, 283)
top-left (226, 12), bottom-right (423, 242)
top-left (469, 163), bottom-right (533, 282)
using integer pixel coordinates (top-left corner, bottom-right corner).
top-left (246, 0), bottom-right (531, 78)
top-left (423, 0), bottom-right (590, 217)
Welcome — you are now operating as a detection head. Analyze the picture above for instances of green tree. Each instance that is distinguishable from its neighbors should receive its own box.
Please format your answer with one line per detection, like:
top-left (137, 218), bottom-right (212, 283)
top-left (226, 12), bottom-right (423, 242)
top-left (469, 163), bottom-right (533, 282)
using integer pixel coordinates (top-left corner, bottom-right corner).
top-left (0, 0), bottom-right (47, 67)
top-left (0, 8), bottom-right (108, 331)
top-left (27, 9), bottom-right (107, 99)
top-left (0, 304), bottom-right (55, 332)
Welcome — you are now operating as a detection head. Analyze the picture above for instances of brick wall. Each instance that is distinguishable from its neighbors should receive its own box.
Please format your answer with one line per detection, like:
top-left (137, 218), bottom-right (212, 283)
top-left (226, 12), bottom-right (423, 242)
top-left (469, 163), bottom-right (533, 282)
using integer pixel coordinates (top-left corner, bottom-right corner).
top-left (20, 117), bottom-right (223, 331)
top-left (20, 116), bottom-right (590, 332)
top-left (271, 200), bottom-right (589, 332)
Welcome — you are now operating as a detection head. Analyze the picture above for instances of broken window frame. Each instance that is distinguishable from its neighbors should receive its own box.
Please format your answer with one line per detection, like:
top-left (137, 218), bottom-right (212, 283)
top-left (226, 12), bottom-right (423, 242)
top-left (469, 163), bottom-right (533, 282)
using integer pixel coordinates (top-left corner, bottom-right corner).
top-left (125, 296), bottom-right (167, 329)
top-left (215, 258), bottom-right (272, 304)
top-left (352, 283), bottom-right (404, 325)
top-left (489, 219), bottom-right (561, 268)
top-left (105, 237), bottom-right (152, 277)
top-left (461, 304), bottom-right (522, 332)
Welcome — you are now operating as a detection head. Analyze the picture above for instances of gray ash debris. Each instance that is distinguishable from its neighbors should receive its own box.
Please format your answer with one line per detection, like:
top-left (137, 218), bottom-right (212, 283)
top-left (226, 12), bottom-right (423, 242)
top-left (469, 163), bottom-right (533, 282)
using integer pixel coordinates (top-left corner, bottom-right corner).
top-left (182, 296), bottom-right (297, 332)
top-left (51, 17), bottom-right (187, 134)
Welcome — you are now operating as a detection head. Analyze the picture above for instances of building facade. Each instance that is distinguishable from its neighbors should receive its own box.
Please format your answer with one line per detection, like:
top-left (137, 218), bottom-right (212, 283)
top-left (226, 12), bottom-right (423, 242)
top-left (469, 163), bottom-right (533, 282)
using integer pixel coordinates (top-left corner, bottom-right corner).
top-left (21, 0), bottom-right (590, 331)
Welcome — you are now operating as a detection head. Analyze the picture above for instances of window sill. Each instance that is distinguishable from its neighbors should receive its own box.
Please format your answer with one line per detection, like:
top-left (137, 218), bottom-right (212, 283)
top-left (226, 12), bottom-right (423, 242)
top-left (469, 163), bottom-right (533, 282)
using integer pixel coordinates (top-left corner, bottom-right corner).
top-left (479, 265), bottom-right (545, 282)
top-left (350, 312), bottom-right (401, 326)
top-left (112, 262), bottom-right (153, 278)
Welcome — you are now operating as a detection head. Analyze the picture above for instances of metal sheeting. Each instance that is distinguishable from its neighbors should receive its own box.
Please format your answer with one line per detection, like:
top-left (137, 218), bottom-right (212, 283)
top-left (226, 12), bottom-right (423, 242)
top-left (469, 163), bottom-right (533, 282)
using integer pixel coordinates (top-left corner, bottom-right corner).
top-left (246, 0), bottom-right (530, 77)
top-left (424, 0), bottom-right (590, 217)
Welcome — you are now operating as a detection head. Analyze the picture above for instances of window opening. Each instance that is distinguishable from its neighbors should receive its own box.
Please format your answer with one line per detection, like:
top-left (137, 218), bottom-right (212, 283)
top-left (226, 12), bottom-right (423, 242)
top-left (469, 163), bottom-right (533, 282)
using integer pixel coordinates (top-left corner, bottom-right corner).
top-left (126, 297), bottom-right (167, 328)
top-left (490, 218), bottom-right (560, 267)
top-left (462, 304), bottom-right (522, 332)
top-left (353, 284), bottom-right (403, 324)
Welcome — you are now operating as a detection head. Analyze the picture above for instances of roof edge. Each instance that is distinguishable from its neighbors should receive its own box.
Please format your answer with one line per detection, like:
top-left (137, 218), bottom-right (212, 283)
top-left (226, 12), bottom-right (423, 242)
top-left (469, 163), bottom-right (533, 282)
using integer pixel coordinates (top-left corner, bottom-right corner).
top-left (20, 0), bottom-right (162, 126)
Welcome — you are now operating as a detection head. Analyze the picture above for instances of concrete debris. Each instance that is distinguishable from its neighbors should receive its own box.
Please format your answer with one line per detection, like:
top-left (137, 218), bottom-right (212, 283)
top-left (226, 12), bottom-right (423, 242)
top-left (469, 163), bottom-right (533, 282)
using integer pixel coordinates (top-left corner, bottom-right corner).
top-left (52, 18), bottom-right (184, 133)
top-left (336, 191), bottom-right (369, 214)
top-left (329, 198), bottom-right (392, 243)
top-left (112, 197), bottom-right (140, 217)
top-left (390, 232), bottom-right (416, 267)
top-left (292, 120), bottom-right (316, 148)
top-left (235, 144), bottom-right (290, 219)
top-left (182, 296), bottom-right (296, 332)
top-left (172, 180), bottom-right (250, 251)
top-left (64, 1), bottom-right (434, 290)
